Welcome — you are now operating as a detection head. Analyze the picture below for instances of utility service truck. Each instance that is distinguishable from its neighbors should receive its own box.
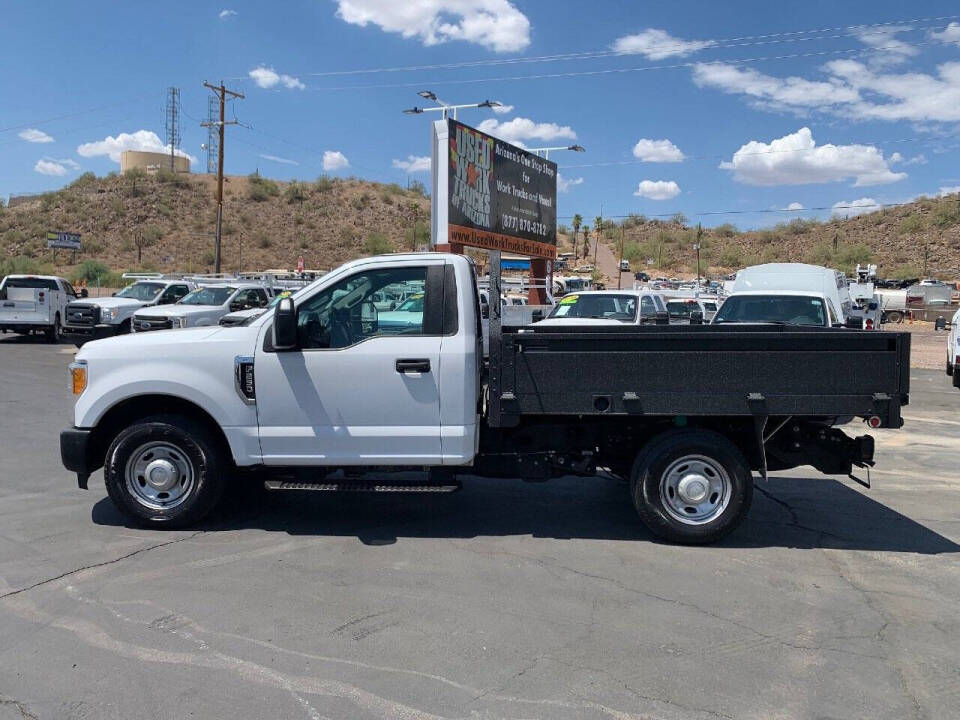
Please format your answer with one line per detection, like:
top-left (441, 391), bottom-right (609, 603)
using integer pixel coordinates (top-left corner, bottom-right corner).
top-left (0, 274), bottom-right (79, 341)
top-left (62, 253), bottom-right (910, 544)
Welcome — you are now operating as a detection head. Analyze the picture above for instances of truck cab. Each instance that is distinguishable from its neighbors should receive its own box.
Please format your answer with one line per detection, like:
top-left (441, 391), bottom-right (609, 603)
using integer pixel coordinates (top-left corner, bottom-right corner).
top-left (132, 283), bottom-right (272, 331)
top-left (65, 277), bottom-right (194, 338)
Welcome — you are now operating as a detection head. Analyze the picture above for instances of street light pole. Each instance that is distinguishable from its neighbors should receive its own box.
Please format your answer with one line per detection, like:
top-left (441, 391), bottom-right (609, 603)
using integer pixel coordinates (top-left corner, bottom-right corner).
top-left (528, 145), bottom-right (586, 159)
top-left (402, 91), bottom-right (502, 119)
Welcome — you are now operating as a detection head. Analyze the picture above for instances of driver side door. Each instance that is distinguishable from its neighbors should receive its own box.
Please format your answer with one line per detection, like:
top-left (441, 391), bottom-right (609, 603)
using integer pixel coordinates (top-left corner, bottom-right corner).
top-left (254, 260), bottom-right (445, 465)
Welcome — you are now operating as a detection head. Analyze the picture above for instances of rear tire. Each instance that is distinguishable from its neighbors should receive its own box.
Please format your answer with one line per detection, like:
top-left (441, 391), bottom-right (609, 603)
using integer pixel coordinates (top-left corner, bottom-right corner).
top-left (947, 357), bottom-right (954, 377)
top-left (630, 429), bottom-right (753, 544)
top-left (886, 310), bottom-right (904, 324)
top-left (46, 313), bottom-right (61, 343)
top-left (103, 414), bottom-right (226, 528)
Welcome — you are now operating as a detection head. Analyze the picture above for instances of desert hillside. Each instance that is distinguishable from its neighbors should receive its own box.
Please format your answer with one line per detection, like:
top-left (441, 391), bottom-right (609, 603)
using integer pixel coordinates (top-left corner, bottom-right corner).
top-left (1, 169), bottom-right (958, 283)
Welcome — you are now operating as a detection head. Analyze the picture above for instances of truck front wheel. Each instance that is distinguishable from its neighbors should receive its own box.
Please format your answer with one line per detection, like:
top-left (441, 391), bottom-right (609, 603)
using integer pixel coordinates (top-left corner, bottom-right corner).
top-left (630, 429), bottom-right (753, 544)
top-left (103, 415), bottom-right (226, 528)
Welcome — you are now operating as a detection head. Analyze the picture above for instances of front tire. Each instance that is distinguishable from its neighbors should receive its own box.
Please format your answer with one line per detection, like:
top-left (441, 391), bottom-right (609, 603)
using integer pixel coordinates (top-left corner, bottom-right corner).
top-left (630, 429), bottom-right (753, 544)
top-left (103, 414), bottom-right (226, 528)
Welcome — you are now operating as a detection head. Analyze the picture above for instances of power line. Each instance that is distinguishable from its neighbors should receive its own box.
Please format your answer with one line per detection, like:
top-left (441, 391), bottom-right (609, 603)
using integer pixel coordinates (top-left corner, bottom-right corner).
top-left (305, 37), bottom-right (956, 92)
top-left (225, 15), bottom-right (958, 81)
top-left (556, 200), bottom-right (926, 221)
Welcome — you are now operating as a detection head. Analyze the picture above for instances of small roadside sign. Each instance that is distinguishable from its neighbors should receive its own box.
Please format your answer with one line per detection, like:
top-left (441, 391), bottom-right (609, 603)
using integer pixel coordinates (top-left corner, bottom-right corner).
top-left (46, 231), bottom-right (81, 250)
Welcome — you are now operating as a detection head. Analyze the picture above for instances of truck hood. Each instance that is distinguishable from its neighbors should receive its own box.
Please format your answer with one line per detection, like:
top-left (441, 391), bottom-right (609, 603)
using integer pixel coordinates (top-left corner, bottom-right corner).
top-left (72, 296), bottom-right (145, 310)
top-left (76, 325), bottom-right (230, 361)
top-left (135, 304), bottom-right (222, 318)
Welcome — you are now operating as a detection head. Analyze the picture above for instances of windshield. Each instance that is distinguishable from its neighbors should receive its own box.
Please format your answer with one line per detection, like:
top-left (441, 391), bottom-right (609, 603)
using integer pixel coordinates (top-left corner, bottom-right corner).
top-left (395, 294), bottom-right (425, 312)
top-left (713, 295), bottom-right (827, 326)
top-left (666, 300), bottom-right (701, 318)
top-left (1, 277), bottom-right (59, 291)
top-left (179, 286), bottom-right (236, 306)
top-left (115, 282), bottom-right (164, 301)
top-left (548, 294), bottom-right (638, 322)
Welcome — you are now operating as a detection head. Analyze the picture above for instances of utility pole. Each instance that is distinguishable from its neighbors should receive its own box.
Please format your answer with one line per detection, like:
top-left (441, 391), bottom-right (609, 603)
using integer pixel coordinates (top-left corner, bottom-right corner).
top-left (201, 81), bottom-right (244, 274)
top-left (695, 223), bottom-right (703, 284)
top-left (617, 225), bottom-right (625, 289)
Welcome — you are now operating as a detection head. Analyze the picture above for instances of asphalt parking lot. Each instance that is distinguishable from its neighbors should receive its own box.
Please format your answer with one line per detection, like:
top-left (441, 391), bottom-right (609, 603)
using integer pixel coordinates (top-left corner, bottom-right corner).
top-left (1, 335), bottom-right (958, 720)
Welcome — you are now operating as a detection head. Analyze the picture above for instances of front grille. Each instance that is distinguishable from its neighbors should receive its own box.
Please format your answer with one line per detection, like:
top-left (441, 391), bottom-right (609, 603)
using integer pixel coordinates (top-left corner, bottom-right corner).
top-left (66, 304), bottom-right (100, 327)
top-left (133, 315), bottom-right (172, 331)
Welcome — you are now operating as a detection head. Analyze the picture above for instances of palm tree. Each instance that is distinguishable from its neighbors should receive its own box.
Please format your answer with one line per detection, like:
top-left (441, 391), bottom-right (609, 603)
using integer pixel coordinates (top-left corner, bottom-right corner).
top-left (593, 216), bottom-right (603, 265)
top-left (571, 214), bottom-right (582, 260)
top-left (581, 225), bottom-right (590, 265)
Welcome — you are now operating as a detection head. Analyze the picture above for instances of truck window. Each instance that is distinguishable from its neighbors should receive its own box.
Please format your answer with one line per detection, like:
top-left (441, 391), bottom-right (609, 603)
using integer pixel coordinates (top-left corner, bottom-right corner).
top-left (118, 282), bottom-right (166, 301)
top-left (159, 284), bottom-right (190, 303)
top-left (548, 294), bottom-right (638, 322)
top-left (713, 295), bottom-right (827, 326)
top-left (297, 266), bottom-right (429, 349)
top-left (1, 277), bottom-right (59, 291)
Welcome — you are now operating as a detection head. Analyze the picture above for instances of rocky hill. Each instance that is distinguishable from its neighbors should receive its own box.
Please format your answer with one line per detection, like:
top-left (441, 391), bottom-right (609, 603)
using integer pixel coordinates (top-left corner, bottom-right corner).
top-left (0, 170), bottom-right (431, 284)
top-left (1, 169), bottom-right (957, 284)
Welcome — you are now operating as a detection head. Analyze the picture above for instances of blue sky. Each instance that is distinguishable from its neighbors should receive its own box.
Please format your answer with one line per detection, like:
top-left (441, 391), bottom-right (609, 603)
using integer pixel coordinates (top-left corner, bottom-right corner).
top-left (2, 0), bottom-right (960, 228)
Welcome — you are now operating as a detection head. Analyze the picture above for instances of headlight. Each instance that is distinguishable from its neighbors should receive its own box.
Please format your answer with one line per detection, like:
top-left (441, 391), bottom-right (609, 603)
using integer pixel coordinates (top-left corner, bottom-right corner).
top-left (69, 360), bottom-right (88, 395)
top-left (101, 307), bottom-right (118, 321)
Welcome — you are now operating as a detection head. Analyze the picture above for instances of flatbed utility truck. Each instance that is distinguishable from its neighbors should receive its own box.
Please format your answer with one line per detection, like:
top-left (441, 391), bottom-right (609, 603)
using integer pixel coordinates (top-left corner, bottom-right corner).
top-left (61, 253), bottom-right (910, 543)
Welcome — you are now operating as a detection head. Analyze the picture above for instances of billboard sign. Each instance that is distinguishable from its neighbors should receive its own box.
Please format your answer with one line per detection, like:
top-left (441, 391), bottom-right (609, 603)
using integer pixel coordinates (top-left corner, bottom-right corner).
top-left (46, 231), bottom-right (81, 250)
top-left (436, 118), bottom-right (557, 259)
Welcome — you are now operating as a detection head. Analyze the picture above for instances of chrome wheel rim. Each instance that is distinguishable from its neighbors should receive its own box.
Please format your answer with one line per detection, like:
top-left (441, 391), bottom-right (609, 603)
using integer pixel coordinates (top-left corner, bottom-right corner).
top-left (125, 441), bottom-right (195, 510)
top-left (659, 454), bottom-right (731, 525)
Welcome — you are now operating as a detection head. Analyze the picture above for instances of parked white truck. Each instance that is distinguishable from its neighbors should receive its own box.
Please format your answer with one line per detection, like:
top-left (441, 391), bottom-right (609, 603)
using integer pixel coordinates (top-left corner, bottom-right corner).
top-left (61, 253), bottom-right (911, 544)
top-left (0, 274), bottom-right (79, 342)
top-left (131, 283), bottom-right (273, 332)
top-left (64, 275), bottom-right (195, 340)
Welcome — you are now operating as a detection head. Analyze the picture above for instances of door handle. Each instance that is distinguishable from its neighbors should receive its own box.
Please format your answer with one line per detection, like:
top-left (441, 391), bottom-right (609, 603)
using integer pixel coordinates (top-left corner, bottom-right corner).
top-left (396, 358), bottom-right (431, 373)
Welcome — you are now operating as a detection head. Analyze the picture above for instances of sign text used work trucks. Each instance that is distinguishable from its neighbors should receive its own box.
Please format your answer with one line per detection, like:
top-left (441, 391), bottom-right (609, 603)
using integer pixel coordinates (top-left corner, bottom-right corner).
top-left (62, 253), bottom-right (910, 544)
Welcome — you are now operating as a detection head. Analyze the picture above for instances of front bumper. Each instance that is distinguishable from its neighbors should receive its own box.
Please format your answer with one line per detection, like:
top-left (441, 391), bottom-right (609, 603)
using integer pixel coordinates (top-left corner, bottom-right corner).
top-left (60, 427), bottom-right (99, 489)
top-left (63, 324), bottom-right (116, 340)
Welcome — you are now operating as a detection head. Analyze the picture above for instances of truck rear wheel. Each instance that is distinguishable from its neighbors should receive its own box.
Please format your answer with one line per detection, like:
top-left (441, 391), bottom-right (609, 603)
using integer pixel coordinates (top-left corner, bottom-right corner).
top-left (46, 313), bottom-right (61, 343)
top-left (103, 414), bottom-right (226, 528)
top-left (630, 429), bottom-right (753, 544)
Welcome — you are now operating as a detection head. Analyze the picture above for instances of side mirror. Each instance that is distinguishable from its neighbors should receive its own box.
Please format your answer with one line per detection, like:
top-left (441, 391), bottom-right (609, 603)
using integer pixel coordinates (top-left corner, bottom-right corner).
top-left (655, 311), bottom-right (669, 325)
top-left (80, 288), bottom-right (89, 298)
top-left (111, 292), bottom-right (117, 297)
top-left (229, 300), bottom-right (244, 312)
top-left (690, 310), bottom-right (704, 325)
top-left (273, 297), bottom-right (298, 350)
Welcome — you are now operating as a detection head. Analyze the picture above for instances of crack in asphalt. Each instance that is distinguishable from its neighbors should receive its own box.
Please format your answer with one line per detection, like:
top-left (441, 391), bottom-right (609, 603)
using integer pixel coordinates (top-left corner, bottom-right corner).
top-left (0, 695), bottom-right (39, 720)
top-left (0, 530), bottom-right (205, 601)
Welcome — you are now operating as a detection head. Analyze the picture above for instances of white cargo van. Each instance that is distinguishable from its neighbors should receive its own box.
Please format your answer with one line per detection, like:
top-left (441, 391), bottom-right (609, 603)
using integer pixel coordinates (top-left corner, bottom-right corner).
top-left (712, 263), bottom-right (849, 328)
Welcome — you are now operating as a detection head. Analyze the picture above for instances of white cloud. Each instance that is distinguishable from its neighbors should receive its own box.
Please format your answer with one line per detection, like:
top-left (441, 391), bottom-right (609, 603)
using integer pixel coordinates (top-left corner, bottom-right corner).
top-left (322, 150), bottom-right (349, 171)
top-left (219, 9), bottom-right (236, 19)
top-left (557, 174), bottom-right (583, 193)
top-left (392, 155), bottom-right (431, 173)
top-left (248, 66), bottom-right (305, 90)
top-left (854, 25), bottom-right (918, 67)
top-left (785, 202), bottom-right (805, 211)
top-left (77, 130), bottom-right (197, 164)
top-left (693, 59), bottom-right (960, 124)
top-left (832, 198), bottom-right (882, 219)
top-left (612, 28), bottom-right (712, 59)
top-left (889, 152), bottom-right (927, 166)
top-left (930, 22), bottom-right (960, 46)
top-left (632, 138), bottom-right (684, 163)
top-left (634, 180), bottom-right (681, 200)
top-left (260, 153), bottom-right (298, 166)
top-left (939, 186), bottom-right (960, 197)
top-left (719, 127), bottom-right (905, 187)
top-left (692, 63), bottom-right (859, 110)
top-left (19, 128), bottom-right (54, 143)
top-left (335, 0), bottom-right (530, 53)
top-left (34, 159), bottom-right (68, 176)
top-left (476, 117), bottom-right (576, 147)
top-left (490, 102), bottom-right (513, 114)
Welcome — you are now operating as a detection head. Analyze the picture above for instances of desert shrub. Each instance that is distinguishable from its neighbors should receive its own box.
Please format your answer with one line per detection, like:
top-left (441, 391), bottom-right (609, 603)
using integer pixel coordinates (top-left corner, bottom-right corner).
top-left (383, 183), bottom-right (405, 196)
top-left (254, 232), bottom-right (272, 249)
top-left (408, 179), bottom-right (428, 197)
top-left (931, 201), bottom-right (959, 228)
top-left (713, 223), bottom-right (739, 237)
top-left (156, 167), bottom-right (189, 188)
top-left (403, 220), bottom-right (430, 251)
top-left (247, 174), bottom-right (280, 202)
top-left (717, 246), bottom-right (744, 267)
top-left (364, 231), bottom-right (391, 255)
top-left (67, 172), bottom-right (97, 190)
top-left (314, 175), bottom-right (336, 193)
top-left (70, 259), bottom-right (112, 284)
top-left (1, 255), bottom-right (45, 276)
top-left (284, 182), bottom-right (307, 204)
top-left (898, 215), bottom-right (926, 235)
top-left (889, 263), bottom-right (922, 280)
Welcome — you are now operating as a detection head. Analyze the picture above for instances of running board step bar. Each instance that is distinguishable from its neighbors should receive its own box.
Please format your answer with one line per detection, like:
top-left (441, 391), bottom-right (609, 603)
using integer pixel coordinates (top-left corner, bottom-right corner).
top-left (264, 480), bottom-right (461, 493)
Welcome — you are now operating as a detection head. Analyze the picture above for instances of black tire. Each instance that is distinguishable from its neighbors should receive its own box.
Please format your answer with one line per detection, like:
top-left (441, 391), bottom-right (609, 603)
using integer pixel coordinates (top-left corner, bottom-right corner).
top-left (954, 372), bottom-right (960, 390)
top-left (630, 429), bottom-right (753, 544)
top-left (886, 310), bottom-right (904, 324)
top-left (46, 313), bottom-right (61, 343)
top-left (947, 358), bottom-right (954, 377)
top-left (103, 414), bottom-right (227, 528)
top-left (118, 318), bottom-right (132, 335)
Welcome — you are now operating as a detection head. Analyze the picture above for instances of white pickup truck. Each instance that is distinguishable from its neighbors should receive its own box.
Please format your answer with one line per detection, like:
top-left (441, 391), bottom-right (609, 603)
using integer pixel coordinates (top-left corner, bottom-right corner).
top-left (61, 252), bottom-right (912, 544)
top-left (131, 283), bottom-right (273, 332)
top-left (0, 274), bottom-right (78, 342)
top-left (64, 278), bottom-right (195, 339)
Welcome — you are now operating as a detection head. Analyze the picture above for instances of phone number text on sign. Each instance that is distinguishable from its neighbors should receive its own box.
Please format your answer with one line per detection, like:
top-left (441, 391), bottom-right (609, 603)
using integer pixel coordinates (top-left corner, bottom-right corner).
top-left (501, 214), bottom-right (548, 237)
